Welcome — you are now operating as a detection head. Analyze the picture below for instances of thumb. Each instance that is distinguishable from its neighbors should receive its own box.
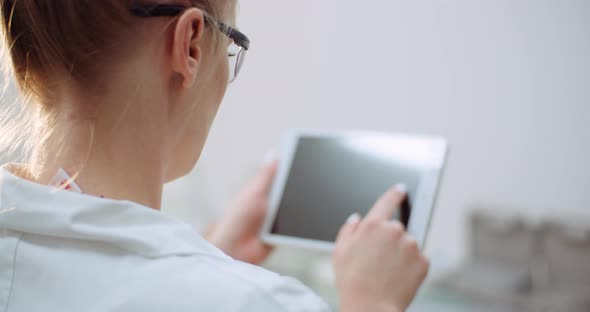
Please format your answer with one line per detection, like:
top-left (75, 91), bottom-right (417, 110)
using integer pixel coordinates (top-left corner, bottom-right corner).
top-left (336, 213), bottom-right (362, 242)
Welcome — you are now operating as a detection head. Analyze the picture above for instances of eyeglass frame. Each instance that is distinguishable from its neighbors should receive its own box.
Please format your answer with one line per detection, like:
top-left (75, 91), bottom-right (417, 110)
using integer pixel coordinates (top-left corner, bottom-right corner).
top-left (130, 4), bottom-right (250, 82)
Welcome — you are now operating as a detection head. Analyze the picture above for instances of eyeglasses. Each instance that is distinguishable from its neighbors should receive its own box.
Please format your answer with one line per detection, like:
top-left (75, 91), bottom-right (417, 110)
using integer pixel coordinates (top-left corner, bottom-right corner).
top-left (130, 4), bottom-right (250, 83)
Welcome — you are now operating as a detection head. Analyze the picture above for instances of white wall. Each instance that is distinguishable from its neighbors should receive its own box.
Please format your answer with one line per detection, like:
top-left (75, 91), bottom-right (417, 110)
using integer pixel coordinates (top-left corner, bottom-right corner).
top-left (163, 0), bottom-right (590, 267)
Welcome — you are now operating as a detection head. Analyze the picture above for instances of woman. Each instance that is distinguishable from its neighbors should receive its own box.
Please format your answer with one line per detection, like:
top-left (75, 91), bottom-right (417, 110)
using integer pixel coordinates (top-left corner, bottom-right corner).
top-left (0, 1), bottom-right (429, 311)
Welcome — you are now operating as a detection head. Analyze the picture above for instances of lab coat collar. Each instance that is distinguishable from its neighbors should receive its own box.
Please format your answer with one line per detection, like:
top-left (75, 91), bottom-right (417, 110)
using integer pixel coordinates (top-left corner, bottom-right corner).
top-left (0, 163), bottom-right (225, 259)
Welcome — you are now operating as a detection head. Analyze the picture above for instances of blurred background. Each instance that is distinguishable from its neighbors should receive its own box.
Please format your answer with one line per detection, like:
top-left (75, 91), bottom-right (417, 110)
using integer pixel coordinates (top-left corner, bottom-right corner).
top-left (2, 0), bottom-right (588, 311)
top-left (162, 0), bottom-right (590, 310)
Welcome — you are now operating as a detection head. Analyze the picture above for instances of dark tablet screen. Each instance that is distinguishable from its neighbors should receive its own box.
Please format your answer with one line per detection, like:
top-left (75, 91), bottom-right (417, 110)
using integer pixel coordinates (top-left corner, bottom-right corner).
top-left (271, 136), bottom-right (425, 242)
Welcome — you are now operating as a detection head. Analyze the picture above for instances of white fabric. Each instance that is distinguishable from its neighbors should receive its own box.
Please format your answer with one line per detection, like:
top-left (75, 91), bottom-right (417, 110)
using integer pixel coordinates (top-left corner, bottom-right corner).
top-left (0, 164), bottom-right (330, 312)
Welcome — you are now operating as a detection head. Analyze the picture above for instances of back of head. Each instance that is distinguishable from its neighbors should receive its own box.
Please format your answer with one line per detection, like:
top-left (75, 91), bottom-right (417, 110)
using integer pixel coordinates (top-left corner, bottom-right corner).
top-left (0, 0), bottom-right (223, 165)
top-left (0, 0), bottom-right (137, 165)
top-left (1, 0), bottom-right (134, 103)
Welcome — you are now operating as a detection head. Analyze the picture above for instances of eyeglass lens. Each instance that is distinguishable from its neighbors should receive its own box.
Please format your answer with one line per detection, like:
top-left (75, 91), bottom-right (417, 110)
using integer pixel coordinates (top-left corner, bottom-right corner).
top-left (228, 42), bottom-right (247, 83)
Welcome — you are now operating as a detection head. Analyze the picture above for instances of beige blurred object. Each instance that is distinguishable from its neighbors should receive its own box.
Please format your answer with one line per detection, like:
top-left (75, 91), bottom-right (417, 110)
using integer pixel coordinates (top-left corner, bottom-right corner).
top-left (469, 210), bottom-right (537, 271)
top-left (529, 218), bottom-right (590, 312)
top-left (434, 209), bottom-right (590, 312)
top-left (434, 210), bottom-right (537, 311)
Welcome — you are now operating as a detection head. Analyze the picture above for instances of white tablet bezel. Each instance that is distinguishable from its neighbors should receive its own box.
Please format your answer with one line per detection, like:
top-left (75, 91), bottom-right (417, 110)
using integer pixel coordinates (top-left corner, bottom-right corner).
top-left (260, 129), bottom-right (448, 252)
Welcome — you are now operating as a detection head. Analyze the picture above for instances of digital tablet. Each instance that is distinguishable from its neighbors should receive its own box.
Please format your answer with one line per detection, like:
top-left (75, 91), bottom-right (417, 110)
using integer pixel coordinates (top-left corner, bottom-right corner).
top-left (260, 130), bottom-right (448, 251)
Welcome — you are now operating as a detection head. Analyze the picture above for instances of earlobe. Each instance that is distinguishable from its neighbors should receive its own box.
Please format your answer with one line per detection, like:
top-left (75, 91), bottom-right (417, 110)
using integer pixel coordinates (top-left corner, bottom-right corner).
top-left (171, 9), bottom-right (205, 88)
top-left (183, 59), bottom-right (199, 88)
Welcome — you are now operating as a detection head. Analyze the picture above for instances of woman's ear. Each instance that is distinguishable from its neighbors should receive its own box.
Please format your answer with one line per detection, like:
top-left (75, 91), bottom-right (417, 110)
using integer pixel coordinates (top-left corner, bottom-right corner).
top-left (172, 8), bottom-right (206, 88)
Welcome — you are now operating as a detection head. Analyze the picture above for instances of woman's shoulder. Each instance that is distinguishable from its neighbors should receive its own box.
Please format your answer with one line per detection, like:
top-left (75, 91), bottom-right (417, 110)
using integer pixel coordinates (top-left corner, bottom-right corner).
top-left (126, 252), bottom-right (331, 312)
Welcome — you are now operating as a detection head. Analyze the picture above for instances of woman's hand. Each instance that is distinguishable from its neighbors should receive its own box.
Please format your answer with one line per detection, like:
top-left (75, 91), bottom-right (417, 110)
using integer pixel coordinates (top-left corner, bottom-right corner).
top-left (334, 185), bottom-right (430, 312)
top-left (205, 160), bottom-right (278, 265)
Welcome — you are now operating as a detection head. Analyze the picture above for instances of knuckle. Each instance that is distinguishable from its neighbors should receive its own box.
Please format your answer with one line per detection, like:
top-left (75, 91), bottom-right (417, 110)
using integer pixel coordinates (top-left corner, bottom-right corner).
top-left (424, 256), bottom-right (431, 269)
top-left (419, 256), bottom-right (430, 278)
top-left (363, 218), bottom-right (381, 230)
top-left (402, 236), bottom-right (419, 253)
top-left (390, 221), bottom-right (405, 237)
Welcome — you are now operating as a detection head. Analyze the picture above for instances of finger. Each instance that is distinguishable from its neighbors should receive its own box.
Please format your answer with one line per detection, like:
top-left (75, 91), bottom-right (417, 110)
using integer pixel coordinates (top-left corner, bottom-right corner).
top-left (241, 241), bottom-right (275, 265)
top-left (385, 220), bottom-right (406, 241)
top-left (366, 184), bottom-right (407, 221)
top-left (419, 255), bottom-right (431, 280)
top-left (336, 213), bottom-right (362, 241)
top-left (408, 253), bottom-right (430, 284)
top-left (252, 158), bottom-right (279, 195)
top-left (254, 242), bottom-right (275, 264)
top-left (400, 234), bottom-right (419, 258)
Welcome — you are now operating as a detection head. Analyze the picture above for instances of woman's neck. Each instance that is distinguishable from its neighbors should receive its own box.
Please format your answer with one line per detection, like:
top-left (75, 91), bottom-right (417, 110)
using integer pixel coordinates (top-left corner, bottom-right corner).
top-left (27, 96), bottom-right (169, 210)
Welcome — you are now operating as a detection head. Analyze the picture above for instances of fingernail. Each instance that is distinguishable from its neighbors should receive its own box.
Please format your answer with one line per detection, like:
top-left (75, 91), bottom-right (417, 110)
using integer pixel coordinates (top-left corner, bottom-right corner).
top-left (346, 213), bottom-right (361, 224)
top-left (394, 183), bottom-right (407, 194)
top-left (263, 149), bottom-right (277, 164)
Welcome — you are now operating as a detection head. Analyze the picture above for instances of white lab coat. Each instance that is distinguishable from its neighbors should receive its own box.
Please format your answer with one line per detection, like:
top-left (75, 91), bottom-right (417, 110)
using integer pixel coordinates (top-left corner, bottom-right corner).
top-left (0, 164), bottom-right (330, 312)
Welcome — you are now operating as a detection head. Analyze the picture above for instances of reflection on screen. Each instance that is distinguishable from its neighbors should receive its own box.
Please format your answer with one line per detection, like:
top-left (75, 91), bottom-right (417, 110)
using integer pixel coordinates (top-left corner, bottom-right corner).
top-left (271, 136), bottom-right (425, 242)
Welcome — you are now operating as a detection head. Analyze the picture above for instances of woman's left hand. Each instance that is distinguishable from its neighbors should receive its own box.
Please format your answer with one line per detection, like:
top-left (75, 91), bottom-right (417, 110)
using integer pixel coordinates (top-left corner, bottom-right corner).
top-left (205, 159), bottom-right (278, 265)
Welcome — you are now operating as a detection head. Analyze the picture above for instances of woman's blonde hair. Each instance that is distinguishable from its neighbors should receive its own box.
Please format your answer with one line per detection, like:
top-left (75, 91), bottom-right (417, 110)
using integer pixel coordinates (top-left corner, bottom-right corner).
top-left (0, 0), bottom-right (226, 166)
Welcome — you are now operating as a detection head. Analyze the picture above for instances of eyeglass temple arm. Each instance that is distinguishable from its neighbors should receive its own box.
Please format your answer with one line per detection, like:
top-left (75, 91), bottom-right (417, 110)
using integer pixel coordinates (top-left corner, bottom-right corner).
top-left (130, 5), bottom-right (186, 17)
top-left (129, 5), bottom-right (250, 50)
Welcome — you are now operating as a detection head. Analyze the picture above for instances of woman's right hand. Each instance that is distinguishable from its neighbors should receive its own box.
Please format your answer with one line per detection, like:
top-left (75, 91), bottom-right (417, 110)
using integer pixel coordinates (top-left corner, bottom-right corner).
top-left (333, 185), bottom-right (430, 312)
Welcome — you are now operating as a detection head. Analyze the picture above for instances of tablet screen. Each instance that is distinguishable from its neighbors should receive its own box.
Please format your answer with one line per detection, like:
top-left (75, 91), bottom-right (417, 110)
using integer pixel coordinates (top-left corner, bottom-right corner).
top-left (270, 136), bottom-right (427, 243)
